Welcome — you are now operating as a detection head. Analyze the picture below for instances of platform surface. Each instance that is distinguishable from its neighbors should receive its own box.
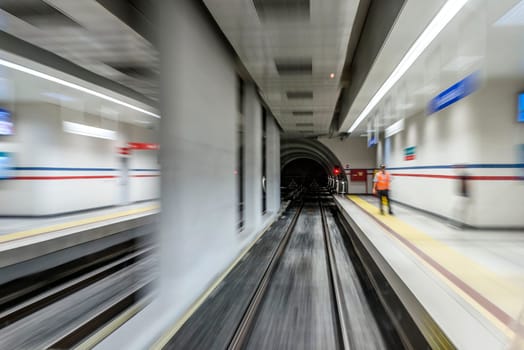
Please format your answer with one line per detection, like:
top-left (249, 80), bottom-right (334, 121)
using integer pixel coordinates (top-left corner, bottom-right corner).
top-left (0, 201), bottom-right (159, 245)
top-left (336, 194), bottom-right (524, 350)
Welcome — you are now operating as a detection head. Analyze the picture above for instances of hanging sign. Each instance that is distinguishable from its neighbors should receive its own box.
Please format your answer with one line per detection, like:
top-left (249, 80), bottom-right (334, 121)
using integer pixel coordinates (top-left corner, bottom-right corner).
top-left (127, 142), bottom-right (160, 150)
top-left (427, 71), bottom-right (480, 115)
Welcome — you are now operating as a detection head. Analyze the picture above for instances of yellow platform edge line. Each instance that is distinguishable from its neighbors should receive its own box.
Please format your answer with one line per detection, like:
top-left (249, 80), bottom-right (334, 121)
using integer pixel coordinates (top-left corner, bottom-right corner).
top-left (347, 195), bottom-right (522, 338)
top-left (74, 297), bottom-right (152, 350)
top-left (417, 250), bottom-right (517, 339)
top-left (150, 220), bottom-right (276, 350)
top-left (0, 204), bottom-right (159, 244)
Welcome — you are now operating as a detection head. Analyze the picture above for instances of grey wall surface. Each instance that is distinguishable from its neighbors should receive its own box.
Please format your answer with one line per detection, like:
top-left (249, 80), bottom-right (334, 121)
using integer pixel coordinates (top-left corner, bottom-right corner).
top-left (243, 83), bottom-right (263, 232)
top-left (156, 0), bottom-right (238, 321)
top-left (266, 115), bottom-right (281, 213)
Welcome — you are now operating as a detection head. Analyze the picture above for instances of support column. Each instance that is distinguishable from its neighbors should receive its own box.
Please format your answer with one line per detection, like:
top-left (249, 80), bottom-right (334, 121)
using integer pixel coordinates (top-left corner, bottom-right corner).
top-left (266, 115), bottom-right (281, 214)
top-left (243, 83), bottom-right (262, 232)
top-left (157, 0), bottom-right (239, 303)
top-left (97, 1), bottom-right (240, 348)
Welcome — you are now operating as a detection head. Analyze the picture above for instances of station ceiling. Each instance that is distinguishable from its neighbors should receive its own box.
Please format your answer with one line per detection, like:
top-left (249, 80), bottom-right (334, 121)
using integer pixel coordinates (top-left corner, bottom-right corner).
top-left (0, 0), bottom-right (159, 101)
top-left (203, 0), bottom-right (359, 137)
top-left (0, 0), bottom-right (522, 136)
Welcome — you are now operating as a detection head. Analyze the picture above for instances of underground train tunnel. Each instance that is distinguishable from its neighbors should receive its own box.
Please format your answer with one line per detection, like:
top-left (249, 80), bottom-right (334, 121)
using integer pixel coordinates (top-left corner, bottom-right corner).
top-left (281, 158), bottom-right (328, 189)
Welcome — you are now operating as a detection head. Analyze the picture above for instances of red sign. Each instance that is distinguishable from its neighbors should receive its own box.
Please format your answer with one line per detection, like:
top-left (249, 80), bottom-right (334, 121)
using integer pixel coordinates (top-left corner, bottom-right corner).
top-left (118, 147), bottom-right (130, 155)
top-left (350, 169), bottom-right (367, 182)
top-left (404, 154), bottom-right (416, 161)
top-left (128, 142), bottom-right (160, 150)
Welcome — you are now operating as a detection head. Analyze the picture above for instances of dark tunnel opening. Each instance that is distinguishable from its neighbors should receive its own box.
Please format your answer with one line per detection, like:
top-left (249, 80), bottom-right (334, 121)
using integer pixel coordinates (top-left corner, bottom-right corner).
top-left (281, 158), bottom-right (328, 190)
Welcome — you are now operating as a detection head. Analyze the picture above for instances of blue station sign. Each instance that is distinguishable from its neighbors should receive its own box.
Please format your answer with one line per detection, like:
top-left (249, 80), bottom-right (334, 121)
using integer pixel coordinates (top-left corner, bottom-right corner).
top-left (367, 136), bottom-right (378, 148)
top-left (427, 72), bottom-right (480, 115)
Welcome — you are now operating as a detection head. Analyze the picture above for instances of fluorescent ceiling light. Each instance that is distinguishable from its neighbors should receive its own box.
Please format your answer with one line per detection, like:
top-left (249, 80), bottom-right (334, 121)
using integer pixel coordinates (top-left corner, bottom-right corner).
top-left (63, 121), bottom-right (117, 140)
top-left (414, 84), bottom-right (438, 95)
top-left (42, 92), bottom-right (76, 102)
top-left (348, 0), bottom-right (468, 133)
top-left (0, 58), bottom-right (160, 119)
top-left (398, 103), bottom-right (415, 110)
top-left (494, 0), bottom-right (524, 26)
top-left (385, 118), bottom-right (405, 138)
top-left (443, 56), bottom-right (482, 71)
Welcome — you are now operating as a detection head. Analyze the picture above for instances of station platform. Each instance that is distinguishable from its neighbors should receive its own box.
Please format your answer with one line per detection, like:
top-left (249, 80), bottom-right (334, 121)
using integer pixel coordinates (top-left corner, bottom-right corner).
top-left (0, 201), bottom-right (159, 275)
top-left (335, 194), bottom-right (524, 350)
top-left (0, 201), bottom-right (159, 244)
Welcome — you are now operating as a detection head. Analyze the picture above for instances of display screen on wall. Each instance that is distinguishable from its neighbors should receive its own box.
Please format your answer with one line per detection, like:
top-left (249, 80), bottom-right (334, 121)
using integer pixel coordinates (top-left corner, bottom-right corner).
top-left (0, 108), bottom-right (14, 135)
top-left (0, 152), bottom-right (13, 179)
top-left (518, 92), bottom-right (524, 122)
top-left (404, 146), bottom-right (416, 161)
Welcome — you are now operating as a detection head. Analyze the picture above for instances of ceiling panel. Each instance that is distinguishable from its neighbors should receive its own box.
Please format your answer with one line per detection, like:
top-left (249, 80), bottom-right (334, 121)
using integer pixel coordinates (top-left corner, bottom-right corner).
top-left (0, 0), bottom-right (159, 101)
top-left (203, 0), bottom-right (359, 135)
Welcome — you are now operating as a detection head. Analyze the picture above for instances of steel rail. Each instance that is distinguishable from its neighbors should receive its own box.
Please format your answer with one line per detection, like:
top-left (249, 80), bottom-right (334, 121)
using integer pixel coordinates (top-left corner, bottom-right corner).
top-left (0, 246), bottom-right (152, 328)
top-left (227, 201), bottom-right (304, 350)
top-left (319, 194), bottom-right (352, 350)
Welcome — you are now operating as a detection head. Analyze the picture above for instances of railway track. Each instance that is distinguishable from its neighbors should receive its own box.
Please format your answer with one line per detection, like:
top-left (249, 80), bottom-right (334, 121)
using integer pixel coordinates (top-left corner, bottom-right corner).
top-left (227, 190), bottom-right (351, 350)
top-left (0, 238), bottom-right (155, 349)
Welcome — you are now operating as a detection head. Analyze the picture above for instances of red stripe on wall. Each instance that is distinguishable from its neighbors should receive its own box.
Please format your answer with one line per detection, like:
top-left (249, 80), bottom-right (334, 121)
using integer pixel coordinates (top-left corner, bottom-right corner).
top-left (392, 173), bottom-right (521, 181)
top-left (13, 175), bottom-right (117, 180)
top-left (468, 175), bottom-right (521, 181)
top-left (9, 175), bottom-right (160, 180)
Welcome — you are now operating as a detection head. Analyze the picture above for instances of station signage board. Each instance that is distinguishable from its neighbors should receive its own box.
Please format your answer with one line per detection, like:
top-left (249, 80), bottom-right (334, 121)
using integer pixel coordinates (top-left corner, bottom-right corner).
top-left (128, 142), bottom-right (160, 150)
top-left (404, 146), bottom-right (416, 161)
top-left (427, 71), bottom-right (480, 115)
top-left (350, 169), bottom-right (367, 182)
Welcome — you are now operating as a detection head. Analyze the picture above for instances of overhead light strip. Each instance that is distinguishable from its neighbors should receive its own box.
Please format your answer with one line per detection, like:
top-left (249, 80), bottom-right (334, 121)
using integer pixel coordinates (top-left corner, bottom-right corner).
top-left (63, 121), bottom-right (117, 140)
top-left (0, 58), bottom-right (161, 119)
top-left (348, 0), bottom-right (468, 133)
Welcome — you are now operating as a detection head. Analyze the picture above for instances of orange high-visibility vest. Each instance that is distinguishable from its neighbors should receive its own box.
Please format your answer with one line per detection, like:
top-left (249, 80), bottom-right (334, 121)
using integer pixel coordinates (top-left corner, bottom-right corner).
top-left (375, 172), bottom-right (391, 190)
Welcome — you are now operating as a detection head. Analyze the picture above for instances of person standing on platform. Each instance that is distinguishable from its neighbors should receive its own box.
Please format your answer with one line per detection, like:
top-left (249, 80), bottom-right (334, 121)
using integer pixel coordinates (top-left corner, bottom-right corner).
top-left (373, 164), bottom-right (393, 215)
top-left (452, 164), bottom-right (470, 228)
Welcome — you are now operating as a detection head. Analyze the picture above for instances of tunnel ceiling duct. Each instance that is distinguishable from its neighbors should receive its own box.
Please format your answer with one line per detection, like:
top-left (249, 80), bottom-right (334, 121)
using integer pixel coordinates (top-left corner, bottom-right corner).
top-left (0, 0), bottom-right (83, 29)
top-left (275, 58), bottom-right (313, 76)
top-left (253, 0), bottom-right (310, 20)
top-left (286, 91), bottom-right (314, 100)
top-left (292, 111), bottom-right (314, 116)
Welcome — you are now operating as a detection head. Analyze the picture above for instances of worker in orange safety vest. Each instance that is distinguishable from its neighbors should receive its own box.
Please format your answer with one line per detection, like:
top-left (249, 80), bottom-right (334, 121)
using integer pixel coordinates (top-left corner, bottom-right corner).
top-left (373, 164), bottom-right (393, 215)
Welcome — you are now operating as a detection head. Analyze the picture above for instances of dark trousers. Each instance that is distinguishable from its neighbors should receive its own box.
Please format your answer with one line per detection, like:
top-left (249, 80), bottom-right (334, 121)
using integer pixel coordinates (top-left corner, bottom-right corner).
top-left (377, 190), bottom-right (393, 214)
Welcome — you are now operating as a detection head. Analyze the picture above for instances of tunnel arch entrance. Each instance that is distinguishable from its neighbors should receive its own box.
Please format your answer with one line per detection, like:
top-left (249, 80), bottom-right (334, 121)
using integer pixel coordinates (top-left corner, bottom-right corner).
top-left (280, 139), bottom-right (347, 193)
